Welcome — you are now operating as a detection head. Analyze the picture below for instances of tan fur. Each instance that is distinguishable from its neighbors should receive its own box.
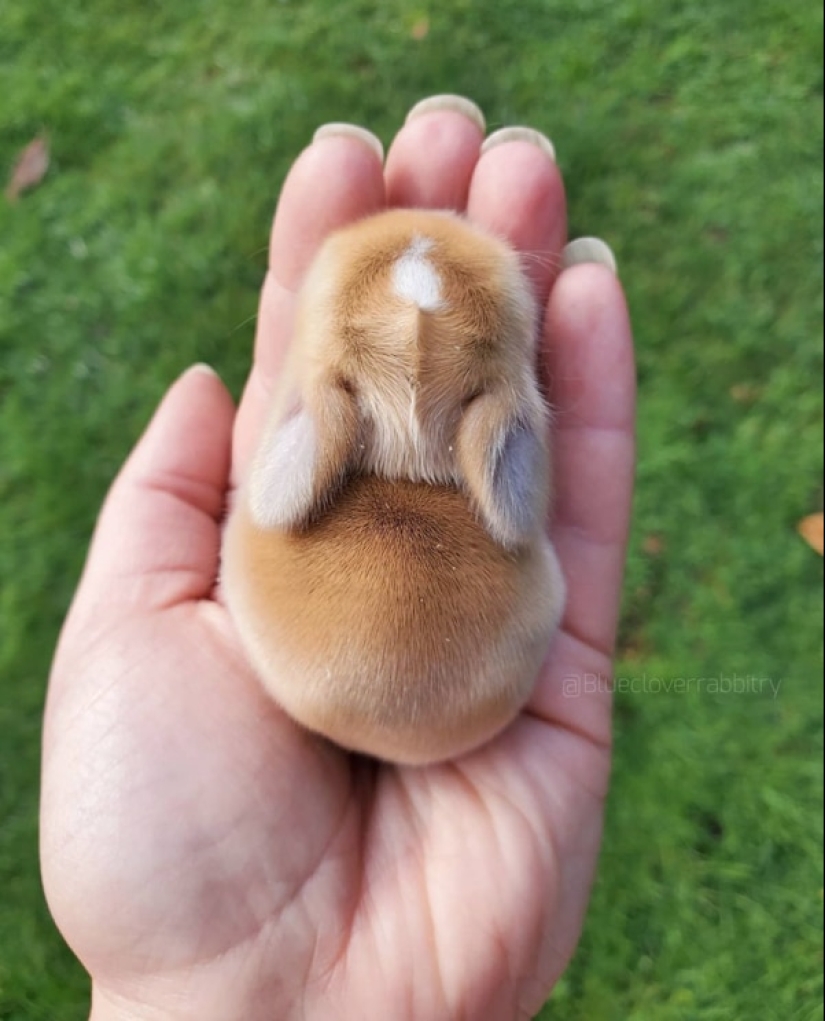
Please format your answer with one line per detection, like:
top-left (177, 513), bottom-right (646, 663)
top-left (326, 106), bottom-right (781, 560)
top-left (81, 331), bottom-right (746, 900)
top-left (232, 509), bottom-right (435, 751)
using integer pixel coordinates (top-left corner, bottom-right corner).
top-left (223, 209), bottom-right (566, 765)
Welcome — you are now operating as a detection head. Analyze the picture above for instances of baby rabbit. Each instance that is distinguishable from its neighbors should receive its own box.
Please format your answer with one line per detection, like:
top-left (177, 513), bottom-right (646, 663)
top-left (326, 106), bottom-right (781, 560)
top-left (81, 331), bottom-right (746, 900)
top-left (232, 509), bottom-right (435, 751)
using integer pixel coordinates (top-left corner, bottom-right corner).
top-left (222, 209), bottom-right (566, 765)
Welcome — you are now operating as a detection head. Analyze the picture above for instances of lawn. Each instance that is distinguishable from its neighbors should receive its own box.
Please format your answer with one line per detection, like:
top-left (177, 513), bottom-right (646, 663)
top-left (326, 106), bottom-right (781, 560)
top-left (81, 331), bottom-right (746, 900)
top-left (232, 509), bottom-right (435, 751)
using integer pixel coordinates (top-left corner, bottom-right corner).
top-left (1, 0), bottom-right (822, 1018)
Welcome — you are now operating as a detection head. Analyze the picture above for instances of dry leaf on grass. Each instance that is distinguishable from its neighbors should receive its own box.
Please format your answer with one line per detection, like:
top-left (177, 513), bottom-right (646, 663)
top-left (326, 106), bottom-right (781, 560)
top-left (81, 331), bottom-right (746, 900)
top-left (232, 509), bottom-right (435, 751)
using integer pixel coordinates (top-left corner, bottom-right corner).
top-left (411, 17), bottom-right (430, 40)
top-left (642, 534), bottom-right (666, 557)
top-left (729, 382), bottom-right (761, 405)
top-left (5, 135), bottom-right (50, 202)
top-left (797, 513), bottom-right (824, 556)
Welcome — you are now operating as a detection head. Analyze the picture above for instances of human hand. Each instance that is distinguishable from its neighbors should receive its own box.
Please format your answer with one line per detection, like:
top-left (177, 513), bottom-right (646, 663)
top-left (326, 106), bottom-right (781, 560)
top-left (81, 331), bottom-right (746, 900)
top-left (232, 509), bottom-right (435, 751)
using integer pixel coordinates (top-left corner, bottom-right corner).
top-left (41, 97), bottom-right (636, 1021)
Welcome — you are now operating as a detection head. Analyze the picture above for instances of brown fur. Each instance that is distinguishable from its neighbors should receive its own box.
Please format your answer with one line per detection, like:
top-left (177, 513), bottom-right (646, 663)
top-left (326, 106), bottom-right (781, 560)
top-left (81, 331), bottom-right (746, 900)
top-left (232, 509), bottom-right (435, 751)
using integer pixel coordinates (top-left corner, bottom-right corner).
top-left (223, 477), bottom-right (563, 764)
top-left (223, 209), bottom-right (565, 764)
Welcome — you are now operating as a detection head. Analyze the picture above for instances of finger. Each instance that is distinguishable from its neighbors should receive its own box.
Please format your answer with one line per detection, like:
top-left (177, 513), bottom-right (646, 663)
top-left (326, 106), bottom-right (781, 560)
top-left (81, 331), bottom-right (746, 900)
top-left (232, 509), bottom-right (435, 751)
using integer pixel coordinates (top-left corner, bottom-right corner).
top-left (467, 128), bottom-right (567, 307)
top-left (269, 127), bottom-right (386, 295)
top-left (78, 365), bottom-right (236, 611)
top-left (232, 129), bottom-right (386, 481)
top-left (546, 260), bottom-right (636, 658)
top-left (384, 95), bottom-right (486, 210)
top-left (524, 258), bottom-right (634, 739)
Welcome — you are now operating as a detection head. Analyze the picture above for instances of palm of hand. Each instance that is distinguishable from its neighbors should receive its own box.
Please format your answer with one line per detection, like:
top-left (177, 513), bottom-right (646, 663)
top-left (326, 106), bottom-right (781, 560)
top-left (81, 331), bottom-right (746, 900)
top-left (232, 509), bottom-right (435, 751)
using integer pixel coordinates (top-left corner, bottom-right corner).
top-left (41, 106), bottom-right (635, 1021)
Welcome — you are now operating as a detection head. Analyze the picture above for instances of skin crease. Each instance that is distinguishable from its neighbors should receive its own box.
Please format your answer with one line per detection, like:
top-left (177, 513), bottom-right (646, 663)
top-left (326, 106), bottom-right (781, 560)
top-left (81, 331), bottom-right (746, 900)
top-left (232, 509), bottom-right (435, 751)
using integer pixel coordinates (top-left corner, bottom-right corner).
top-left (40, 105), bottom-right (636, 1021)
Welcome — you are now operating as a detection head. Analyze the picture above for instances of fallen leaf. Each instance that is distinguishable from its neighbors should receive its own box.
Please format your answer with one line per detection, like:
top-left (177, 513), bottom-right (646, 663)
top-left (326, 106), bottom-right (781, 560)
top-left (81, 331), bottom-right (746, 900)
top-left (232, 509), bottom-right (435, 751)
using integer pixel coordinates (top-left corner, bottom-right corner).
top-left (797, 513), bottom-right (824, 556)
top-left (642, 534), bottom-right (666, 557)
top-left (705, 225), bottom-right (730, 245)
top-left (411, 17), bottom-right (430, 40)
top-left (616, 635), bottom-right (651, 663)
top-left (729, 382), bottom-right (760, 405)
top-left (5, 135), bottom-right (49, 202)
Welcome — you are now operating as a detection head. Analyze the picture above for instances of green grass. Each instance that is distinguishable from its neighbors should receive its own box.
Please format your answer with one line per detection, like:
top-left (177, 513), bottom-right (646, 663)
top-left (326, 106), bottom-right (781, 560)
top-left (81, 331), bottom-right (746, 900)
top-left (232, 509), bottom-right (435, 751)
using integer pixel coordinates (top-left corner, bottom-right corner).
top-left (1, 0), bottom-right (822, 1018)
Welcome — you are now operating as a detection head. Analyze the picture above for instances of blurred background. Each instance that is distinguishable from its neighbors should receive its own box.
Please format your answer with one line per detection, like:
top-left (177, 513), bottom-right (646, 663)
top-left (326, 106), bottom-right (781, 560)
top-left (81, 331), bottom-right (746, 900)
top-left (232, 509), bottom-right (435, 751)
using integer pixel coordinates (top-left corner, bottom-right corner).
top-left (1, 1), bottom-right (822, 1018)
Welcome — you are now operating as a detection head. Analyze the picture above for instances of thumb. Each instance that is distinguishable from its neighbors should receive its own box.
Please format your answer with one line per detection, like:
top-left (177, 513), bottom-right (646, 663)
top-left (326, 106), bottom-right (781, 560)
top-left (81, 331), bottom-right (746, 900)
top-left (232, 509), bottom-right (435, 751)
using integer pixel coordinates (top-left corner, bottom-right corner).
top-left (78, 364), bottom-right (236, 612)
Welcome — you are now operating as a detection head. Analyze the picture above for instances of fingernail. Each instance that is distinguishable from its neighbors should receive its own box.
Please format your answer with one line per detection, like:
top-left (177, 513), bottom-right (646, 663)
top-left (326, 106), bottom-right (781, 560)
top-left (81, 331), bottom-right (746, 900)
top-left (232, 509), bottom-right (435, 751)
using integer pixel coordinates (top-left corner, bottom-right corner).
top-left (481, 126), bottom-right (556, 162)
top-left (562, 237), bottom-right (618, 274)
top-left (313, 123), bottom-right (385, 163)
top-left (189, 362), bottom-right (220, 378)
top-left (405, 95), bottom-right (486, 133)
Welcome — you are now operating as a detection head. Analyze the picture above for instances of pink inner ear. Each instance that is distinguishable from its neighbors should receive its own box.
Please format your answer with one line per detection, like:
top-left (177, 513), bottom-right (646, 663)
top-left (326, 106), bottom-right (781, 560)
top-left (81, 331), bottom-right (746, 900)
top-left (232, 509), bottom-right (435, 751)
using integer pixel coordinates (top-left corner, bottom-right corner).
top-left (247, 409), bottom-right (319, 530)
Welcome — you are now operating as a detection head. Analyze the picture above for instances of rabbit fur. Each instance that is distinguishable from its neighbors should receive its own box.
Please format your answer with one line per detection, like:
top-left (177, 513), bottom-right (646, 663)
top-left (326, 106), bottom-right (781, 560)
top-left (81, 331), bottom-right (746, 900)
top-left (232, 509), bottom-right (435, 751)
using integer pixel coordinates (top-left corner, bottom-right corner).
top-left (221, 209), bottom-right (566, 765)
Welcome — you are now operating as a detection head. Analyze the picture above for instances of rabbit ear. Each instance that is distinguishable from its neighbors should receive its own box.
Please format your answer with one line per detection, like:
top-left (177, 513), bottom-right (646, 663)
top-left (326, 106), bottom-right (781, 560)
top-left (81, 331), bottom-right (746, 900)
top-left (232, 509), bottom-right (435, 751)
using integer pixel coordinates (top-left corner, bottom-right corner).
top-left (456, 391), bottom-right (549, 548)
top-left (248, 377), bottom-right (360, 531)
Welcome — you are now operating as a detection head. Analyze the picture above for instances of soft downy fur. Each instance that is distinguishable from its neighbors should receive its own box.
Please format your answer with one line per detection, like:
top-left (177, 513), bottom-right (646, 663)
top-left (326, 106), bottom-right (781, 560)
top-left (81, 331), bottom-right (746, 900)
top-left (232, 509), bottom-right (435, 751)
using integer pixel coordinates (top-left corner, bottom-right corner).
top-left (222, 209), bottom-right (566, 765)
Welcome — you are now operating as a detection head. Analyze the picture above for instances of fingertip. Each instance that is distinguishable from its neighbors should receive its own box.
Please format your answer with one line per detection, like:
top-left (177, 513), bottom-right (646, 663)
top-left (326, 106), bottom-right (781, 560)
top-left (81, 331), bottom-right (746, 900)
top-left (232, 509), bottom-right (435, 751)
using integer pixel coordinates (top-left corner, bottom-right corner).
top-left (188, 361), bottom-right (221, 379)
top-left (481, 126), bottom-right (557, 163)
top-left (561, 237), bottom-right (618, 275)
top-left (468, 140), bottom-right (567, 303)
top-left (124, 362), bottom-right (236, 494)
top-left (545, 263), bottom-right (636, 431)
top-left (269, 134), bottom-right (386, 289)
top-left (312, 123), bottom-right (385, 164)
top-left (385, 108), bottom-right (484, 210)
top-left (172, 362), bottom-right (236, 418)
top-left (405, 94), bottom-right (486, 133)
top-left (551, 261), bottom-right (629, 330)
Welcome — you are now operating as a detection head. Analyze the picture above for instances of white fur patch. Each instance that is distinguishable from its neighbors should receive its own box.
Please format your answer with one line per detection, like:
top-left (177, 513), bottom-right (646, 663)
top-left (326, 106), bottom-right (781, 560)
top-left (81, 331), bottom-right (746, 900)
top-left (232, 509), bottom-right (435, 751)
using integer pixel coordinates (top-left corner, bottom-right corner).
top-left (249, 410), bottom-right (317, 529)
top-left (408, 384), bottom-right (422, 446)
top-left (392, 236), bottom-right (445, 312)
